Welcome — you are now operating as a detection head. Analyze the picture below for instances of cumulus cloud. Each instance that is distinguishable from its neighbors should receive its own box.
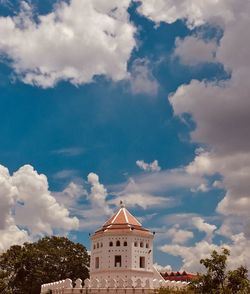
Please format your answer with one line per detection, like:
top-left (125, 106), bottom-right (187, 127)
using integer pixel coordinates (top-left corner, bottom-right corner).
top-left (136, 0), bottom-right (237, 28)
top-left (0, 0), bottom-right (135, 87)
top-left (136, 159), bottom-right (161, 172)
top-left (0, 165), bottom-right (17, 230)
top-left (174, 36), bottom-right (217, 65)
top-left (87, 172), bottom-right (112, 215)
top-left (165, 225), bottom-right (194, 245)
top-left (160, 240), bottom-right (218, 272)
top-left (53, 181), bottom-right (87, 209)
top-left (154, 262), bottom-right (172, 272)
top-left (160, 233), bottom-right (250, 273)
top-left (192, 217), bottom-right (216, 242)
top-left (0, 221), bottom-right (30, 252)
top-left (135, 0), bottom-right (250, 271)
top-left (76, 172), bottom-right (114, 230)
top-left (12, 165), bottom-right (79, 235)
top-left (0, 164), bottom-right (79, 251)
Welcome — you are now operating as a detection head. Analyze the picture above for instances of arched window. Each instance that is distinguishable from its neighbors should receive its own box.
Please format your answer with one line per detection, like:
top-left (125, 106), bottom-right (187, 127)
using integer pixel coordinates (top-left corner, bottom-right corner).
top-left (140, 242), bottom-right (143, 248)
top-left (109, 241), bottom-right (113, 247)
top-left (124, 241), bottom-right (128, 246)
top-left (95, 257), bottom-right (99, 269)
top-left (146, 243), bottom-right (149, 248)
top-left (93, 244), bottom-right (96, 249)
top-left (97, 243), bottom-right (99, 249)
top-left (116, 240), bottom-right (120, 247)
top-left (101, 242), bottom-right (103, 247)
top-left (134, 242), bottom-right (138, 247)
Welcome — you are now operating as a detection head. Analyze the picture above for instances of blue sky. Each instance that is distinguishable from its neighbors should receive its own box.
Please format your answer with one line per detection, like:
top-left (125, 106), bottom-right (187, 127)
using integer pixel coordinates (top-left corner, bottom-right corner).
top-left (0, 0), bottom-right (250, 272)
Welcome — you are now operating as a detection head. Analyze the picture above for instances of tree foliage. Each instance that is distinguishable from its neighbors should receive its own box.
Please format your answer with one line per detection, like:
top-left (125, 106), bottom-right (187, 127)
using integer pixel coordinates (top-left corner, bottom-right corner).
top-left (0, 236), bottom-right (90, 294)
top-left (189, 248), bottom-right (250, 294)
top-left (158, 287), bottom-right (194, 294)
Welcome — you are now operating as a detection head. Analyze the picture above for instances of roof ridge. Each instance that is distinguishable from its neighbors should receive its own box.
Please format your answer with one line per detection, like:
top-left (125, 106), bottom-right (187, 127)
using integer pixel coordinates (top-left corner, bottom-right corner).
top-left (125, 208), bottom-right (142, 226)
top-left (123, 208), bottom-right (129, 223)
top-left (111, 208), bottom-right (122, 224)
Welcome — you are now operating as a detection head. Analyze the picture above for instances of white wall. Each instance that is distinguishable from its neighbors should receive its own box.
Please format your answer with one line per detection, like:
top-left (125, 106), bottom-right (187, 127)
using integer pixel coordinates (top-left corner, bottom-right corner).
top-left (90, 232), bottom-right (154, 282)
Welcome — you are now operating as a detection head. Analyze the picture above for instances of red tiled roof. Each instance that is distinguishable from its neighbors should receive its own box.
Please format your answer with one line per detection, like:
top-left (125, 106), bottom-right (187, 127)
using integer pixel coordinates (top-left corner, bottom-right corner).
top-left (93, 202), bottom-right (152, 236)
top-left (161, 271), bottom-right (197, 282)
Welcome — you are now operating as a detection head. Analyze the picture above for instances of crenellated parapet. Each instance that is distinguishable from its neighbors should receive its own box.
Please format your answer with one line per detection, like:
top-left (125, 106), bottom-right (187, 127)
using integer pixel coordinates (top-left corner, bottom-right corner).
top-left (41, 277), bottom-right (189, 293)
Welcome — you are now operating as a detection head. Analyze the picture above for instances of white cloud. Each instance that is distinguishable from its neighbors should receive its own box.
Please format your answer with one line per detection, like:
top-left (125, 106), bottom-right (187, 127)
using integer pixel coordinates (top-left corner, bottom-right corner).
top-left (0, 164), bottom-right (79, 251)
top-left (117, 168), bottom-right (204, 195)
top-left (52, 147), bottom-right (84, 157)
top-left (53, 181), bottom-right (87, 209)
top-left (160, 233), bottom-right (250, 273)
top-left (0, 165), bottom-right (17, 229)
top-left (136, 159), bottom-right (161, 172)
top-left (110, 166), bottom-right (206, 213)
top-left (160, 240), bottom-right (218, 272)
top-left (154, 262), bottom-right (172, 273)
top-left (0, 165), bottom-right (30, 252)
top-left (0, 0), bottom-right (135, 87)
top-left (174, 36), bottom-right (217, 65)
top-left (192, 217), bottom-right (216, 242)
top-left (62, 182), bottom-right (86, 199)
top-left (166, 225), bottom-right (194, 245)
top-left (186, 152), bottom-right (214, 176)
top-left (129, 59), bottom-right (159, 96)
top-left (12, 165), bottom-right (79, 235)
top-left (136, 0), bottom-right (237, 28)
top-left (193, 183), bottom-right (209, 193)
top-left (53, 172), bottom-right (114, 231)
top-left (109, 178), bottom-right (175, 209)
top-left (53, 169), bottom-right (78, 180)
top-left (87, 172), bottom-right (112, 215)
top-left (0, 221), bottom-right (30, 252)
top-left (137, 0), bottom-right (250, 271)
top-left (74, 172), bottom-right (114, 230)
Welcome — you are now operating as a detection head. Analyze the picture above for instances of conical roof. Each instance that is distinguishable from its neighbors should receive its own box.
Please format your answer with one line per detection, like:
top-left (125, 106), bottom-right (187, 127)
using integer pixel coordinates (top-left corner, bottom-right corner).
top-left (93, 201), bottom-right (152, 236)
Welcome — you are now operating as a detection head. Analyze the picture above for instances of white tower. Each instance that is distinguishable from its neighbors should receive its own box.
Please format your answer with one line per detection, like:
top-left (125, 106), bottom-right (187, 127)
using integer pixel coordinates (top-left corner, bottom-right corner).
top-left (90, 202), bottom-right (155, 283)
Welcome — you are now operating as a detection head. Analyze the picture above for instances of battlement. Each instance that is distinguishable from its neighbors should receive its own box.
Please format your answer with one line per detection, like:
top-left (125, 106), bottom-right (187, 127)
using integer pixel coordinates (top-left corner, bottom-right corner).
top-left (41, 277), bottom-right (189, 293)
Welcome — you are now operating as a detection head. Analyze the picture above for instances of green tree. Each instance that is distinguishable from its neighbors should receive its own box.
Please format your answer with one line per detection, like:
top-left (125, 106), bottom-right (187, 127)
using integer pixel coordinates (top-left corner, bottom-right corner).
top-left (189, 248), bottom-right (250, 294)
top-left (0, 236), bottom-right (90, 294)
top-left (227, 266), bottom-right (250, 294)
top-left (158, 287), bottom-right (194, 294)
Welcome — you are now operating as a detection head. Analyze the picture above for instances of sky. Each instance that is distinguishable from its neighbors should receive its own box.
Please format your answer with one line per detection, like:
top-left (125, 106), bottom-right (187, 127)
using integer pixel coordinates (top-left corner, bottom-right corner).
top-left (0, 0), bottom-right (250, 273)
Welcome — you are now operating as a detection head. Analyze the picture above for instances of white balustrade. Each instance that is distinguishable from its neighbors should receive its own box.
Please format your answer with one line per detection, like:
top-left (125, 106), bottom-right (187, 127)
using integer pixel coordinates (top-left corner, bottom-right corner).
top-left (41, 277), bottom-right (189, 293)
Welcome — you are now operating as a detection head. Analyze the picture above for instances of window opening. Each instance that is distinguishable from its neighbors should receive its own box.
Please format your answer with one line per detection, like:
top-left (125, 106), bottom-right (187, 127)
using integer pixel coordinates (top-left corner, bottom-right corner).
top-left (95, 257), bottom-right (99, 269)
top-left (115, 255), bottom-right (122, 267)
top-left (139, 256), bottom-right (145, 268)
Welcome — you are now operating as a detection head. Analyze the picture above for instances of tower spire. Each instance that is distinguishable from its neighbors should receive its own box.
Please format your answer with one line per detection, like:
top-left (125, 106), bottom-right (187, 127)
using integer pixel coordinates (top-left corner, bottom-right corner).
top-left (120, 200), bottom-right (125, 208)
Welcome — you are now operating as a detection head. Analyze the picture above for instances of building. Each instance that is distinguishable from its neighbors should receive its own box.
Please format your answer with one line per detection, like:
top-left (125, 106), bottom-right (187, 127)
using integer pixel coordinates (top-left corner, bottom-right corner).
top-left (90, 201), bottom-right (161, 283)
top-left (161, 271), bottom-right (197, 282)
top-left (41, 202), bottom-right (189, 293)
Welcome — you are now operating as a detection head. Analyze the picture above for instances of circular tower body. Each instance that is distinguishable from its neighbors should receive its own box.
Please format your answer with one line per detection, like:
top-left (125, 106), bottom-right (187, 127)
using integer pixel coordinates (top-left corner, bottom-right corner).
top-left (90, 203), bottom-right (154, 283)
